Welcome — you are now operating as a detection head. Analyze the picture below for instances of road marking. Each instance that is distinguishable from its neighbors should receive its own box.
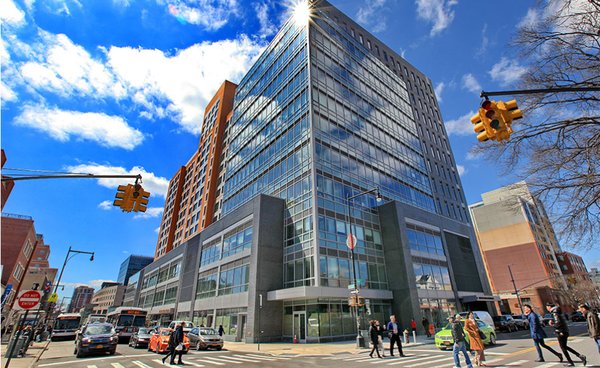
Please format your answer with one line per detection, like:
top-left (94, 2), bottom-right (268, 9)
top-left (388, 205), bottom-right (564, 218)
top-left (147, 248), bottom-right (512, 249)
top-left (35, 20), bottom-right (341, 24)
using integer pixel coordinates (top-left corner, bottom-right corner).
top-left (111, 364), bottom-right (125, 368)
top-left (233, 354), bottom-right (278, 361)
top-left (386, 355), bottom-right (436, 365)
top-left (505, 360), bottom-right (530, 366)
top-left (538, 364), bottom-right (561, 368)
top-left (245, 353), bottom-right (290, 360)
top-left (132, 361), bottom-right (152, 368)
top-left (484, 351), bottom-right (510, 355)
top-left (202, 356), bottom-right (238, 365)
top-left (152, 359), bottom-right (166, 365)
top-left (87, 366), bottom-right (98, 368)
top-left (404, 356), bottom-right (452, 367)
top-left (38, 353), bottom-right (157, 366)
top-left (222, 355), bottom-right (263, 363)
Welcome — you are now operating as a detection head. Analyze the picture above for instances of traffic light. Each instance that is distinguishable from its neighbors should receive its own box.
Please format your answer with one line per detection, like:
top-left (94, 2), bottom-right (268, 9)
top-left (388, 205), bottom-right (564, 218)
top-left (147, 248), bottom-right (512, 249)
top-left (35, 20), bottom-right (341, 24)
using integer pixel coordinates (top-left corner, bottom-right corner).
top-left (497, 99), bottom-right (523, 128)
top-left (472, 99), bottom-right (520, 142)
top-left (133, 185), bottom-right (150, 213)
top-left (470, 102), bottom-right (496, 142)
top-left (113, 184), bottom-right (135, 212)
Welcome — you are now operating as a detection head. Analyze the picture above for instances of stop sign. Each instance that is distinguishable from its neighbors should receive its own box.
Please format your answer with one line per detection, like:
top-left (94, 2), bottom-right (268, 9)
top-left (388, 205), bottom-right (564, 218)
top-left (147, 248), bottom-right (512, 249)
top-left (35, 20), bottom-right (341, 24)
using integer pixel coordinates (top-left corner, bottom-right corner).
top-left (18, 290), bottom-right (41, 309)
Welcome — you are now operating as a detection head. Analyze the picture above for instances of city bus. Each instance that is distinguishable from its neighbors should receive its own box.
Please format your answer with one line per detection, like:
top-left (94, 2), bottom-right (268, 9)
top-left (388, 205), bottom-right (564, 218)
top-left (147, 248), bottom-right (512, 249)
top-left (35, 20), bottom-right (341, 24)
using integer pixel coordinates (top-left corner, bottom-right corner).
top-left (52, 313), bottom-right (82, 341)
top-left (106, 307), bottom-right (147, 342)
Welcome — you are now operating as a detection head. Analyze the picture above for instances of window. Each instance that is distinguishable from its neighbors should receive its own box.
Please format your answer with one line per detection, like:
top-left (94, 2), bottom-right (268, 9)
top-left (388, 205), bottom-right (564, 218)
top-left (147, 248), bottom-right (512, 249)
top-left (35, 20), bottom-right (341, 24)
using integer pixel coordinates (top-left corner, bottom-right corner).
top-left (200, 239), bottom-right (221, 267)
top-left (196, 269), bottom-right (218, 299)
top-left (222, 224), bottom-right (253, 258)
top-left (218, 258), bottom-right (250, 295)
top-left (13, 263), bottom-right (24, 281)
top-left (23, 241), bottom-right (33, 258)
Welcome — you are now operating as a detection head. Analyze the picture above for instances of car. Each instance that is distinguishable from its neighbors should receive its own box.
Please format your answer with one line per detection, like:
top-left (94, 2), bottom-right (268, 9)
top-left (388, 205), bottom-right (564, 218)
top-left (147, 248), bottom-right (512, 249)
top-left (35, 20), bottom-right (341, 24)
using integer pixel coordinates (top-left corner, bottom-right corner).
top-left (570, 312), bottom-right (586, 322)
top-left (168, 320), bottom-right (195, 333)
top-left (435, 320), bottom-right (496, 350)
top-left (542, 313), bottom-right (554, 326)
top-left (148, 327), bottom-right (190, 354)
top-left (187, 327), bottom-right (224, 351)
top-left (74, 322), bottom-right (118, 358)
top-left (511, 315), bottom-right (530, 330)
top-left (492, 315), bottom-right (518, 332)
top-left (129, 327), bottom-right (154, 348)
top-left (458, 311), bottom-right (494, 329)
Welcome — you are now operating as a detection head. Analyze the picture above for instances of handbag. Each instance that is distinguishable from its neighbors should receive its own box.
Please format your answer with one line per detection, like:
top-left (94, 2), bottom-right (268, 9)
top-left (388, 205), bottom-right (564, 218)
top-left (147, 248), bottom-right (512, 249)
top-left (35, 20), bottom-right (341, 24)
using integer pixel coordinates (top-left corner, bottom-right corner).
top-left (478, 329), bottom-right (485, 339)
top-left (175, 343), bottom-right (184, 351)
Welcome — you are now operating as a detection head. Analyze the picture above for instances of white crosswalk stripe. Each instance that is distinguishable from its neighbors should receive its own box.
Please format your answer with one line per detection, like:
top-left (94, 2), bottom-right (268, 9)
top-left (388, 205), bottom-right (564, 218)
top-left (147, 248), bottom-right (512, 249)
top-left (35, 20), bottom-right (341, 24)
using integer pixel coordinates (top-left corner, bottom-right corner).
top-left (86, 365), bottom-right (98, 368)
top-left (202, 356), bottom-right (241, 365)
top-left (132, 361), bottom-right (153, 368)
top-left (244, 353), bottom-right (289, 360)
top-left (386, 355), bottom-right (436, 365)
top-left (505, 360), bottom-right (530, 366)
top-left (404, 356), bottom-right (452, 367)
top-left (222, 355), bottom-right (263, 363)
top-left (111, 364), bottom-right (125, 368)
top-left (232, 354), bottom-right (277, 361)
top-left (537, 364), bottom-right (561, 368)
top-left (182, 361), bottom-right (206, 367)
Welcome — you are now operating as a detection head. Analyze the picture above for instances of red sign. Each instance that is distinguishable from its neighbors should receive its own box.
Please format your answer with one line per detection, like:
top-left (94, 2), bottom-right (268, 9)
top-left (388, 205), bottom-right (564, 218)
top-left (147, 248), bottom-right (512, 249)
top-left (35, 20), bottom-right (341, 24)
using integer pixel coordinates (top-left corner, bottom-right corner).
top-left (18, 290), bottom-right (41, 309)
top-left (346, 234), bottom-right (357, 250)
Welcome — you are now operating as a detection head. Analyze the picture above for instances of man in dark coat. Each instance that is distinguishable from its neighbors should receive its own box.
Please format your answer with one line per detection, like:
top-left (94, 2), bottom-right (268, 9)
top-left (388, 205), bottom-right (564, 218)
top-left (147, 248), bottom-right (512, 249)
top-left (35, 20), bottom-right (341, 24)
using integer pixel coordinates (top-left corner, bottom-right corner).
top-left (524, 304), bottom-right (562, 362)
top-left (163, 323), bottom-right (185, 365)
top-left (546, 303), bottom-right (586, 367)
top-left (422, 317), bottom-right (430, 338)
top-left (386, 315), bottom-right (405, 357)
top-left (451, 314), bottom-right (473, 368)
top-left (579, 304), bottom-right (600, 354)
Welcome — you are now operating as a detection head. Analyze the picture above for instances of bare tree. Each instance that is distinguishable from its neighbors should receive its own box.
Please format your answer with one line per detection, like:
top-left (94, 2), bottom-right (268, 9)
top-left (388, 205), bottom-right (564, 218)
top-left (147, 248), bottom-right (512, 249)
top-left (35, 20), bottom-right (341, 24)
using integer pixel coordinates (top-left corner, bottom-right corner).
top-left (474, 0), bottom-right (600, 248)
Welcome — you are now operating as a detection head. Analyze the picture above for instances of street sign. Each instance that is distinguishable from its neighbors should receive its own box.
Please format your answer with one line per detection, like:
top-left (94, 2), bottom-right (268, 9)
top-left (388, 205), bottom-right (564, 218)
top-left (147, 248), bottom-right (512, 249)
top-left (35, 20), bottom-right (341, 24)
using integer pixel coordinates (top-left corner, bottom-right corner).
top-left (346, 234), bottom-right (357, 250)
top-left (47, 292), bottom-right (58, 303)
top-left (17, 290), bottom-right (41, 309)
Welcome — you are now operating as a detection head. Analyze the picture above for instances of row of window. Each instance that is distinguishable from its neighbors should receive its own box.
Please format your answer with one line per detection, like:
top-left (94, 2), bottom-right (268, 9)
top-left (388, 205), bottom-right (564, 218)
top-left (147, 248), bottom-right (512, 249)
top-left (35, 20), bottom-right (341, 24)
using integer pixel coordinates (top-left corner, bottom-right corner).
top-left (196, 258), bottom-right (250, 299)
top-left (199, 224), bottom-right (253, 267)
top-left (141, 262), bottom-right (180, 290)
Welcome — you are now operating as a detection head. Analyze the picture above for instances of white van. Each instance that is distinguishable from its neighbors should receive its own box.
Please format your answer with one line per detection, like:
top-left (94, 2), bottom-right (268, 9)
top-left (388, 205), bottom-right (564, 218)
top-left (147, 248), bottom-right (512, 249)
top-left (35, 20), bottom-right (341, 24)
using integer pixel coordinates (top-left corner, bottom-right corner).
top-left (459, 311), bottom-right (494, 328)
top-left (168, 320), bottom-right (195, 333)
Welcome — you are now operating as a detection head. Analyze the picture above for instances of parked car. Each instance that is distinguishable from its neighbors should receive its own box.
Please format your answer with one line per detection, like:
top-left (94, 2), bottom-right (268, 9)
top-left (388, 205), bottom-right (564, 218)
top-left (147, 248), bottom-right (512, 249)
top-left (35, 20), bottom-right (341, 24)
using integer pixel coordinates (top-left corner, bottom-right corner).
top-left (570, 311), bottom-right (586, 322)
top-left (168, 320), bottom-right (195, 333)
top-left (492, 315), bottom-right (518, 332)
top-left (542, 313), bottom-right (554, 326)
top-left (148, 327), bottom-right (190, 354)
top-left (187, 327), bottom-right (224, 351)
top-left (129, 327), bottom-right (154, 348)
top-left (458, 311), bottom-right (494, 329)
top-left (511, 315), bottom-right (530, 330)
top-left (74, 322), bottom-right (118, 358)
top-left (435, 320), bottom-right (496, 350)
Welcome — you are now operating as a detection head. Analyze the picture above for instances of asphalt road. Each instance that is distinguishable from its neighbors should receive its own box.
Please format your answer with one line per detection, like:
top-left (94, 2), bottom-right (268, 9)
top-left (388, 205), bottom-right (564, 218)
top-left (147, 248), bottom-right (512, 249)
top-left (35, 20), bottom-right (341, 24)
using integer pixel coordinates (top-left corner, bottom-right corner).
top-left (34, 322), bottom-right (599, 368)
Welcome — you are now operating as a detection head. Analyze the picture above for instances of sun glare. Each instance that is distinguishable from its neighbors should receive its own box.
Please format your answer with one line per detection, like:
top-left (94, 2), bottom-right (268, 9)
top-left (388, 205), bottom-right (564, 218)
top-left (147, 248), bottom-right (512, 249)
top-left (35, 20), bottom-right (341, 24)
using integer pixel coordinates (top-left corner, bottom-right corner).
top-left (293, 0), bottom-right (311, 25)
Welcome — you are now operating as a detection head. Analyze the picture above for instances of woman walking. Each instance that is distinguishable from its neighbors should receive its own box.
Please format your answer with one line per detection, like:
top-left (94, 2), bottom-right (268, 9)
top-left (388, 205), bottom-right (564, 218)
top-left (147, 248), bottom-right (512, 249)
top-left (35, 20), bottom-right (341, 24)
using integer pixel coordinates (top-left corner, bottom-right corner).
top-left (465, 312), bottom-right (486, 367)
top-left (375, 320), bottom-right (386, 357)
top-left (369, 320), bottom-right (382, 358)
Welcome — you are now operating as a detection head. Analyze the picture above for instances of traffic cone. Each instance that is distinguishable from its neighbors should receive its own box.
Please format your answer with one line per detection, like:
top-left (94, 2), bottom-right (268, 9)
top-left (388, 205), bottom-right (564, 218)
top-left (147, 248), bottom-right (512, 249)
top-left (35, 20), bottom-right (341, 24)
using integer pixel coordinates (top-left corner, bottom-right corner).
top-left (293, 334), bottom-right (298, 344)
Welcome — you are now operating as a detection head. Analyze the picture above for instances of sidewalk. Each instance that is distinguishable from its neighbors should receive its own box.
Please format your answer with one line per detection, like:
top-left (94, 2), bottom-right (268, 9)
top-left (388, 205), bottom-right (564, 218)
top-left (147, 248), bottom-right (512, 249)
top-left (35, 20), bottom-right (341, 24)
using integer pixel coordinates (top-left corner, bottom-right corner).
top-left (0, 340), bottom-right (51, 368)
top-left (225, 336), bottom-right (434, 356)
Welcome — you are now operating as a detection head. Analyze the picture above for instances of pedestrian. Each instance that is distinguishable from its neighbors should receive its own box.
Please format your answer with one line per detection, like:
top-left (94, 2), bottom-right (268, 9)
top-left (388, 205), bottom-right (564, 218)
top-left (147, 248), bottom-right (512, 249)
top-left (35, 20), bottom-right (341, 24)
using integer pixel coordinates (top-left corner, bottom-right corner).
top-left (578, 303), bottom-right (600, 354)
top-left (524, 304), bottom-right (562, 363)
top-left (163, 322), bottom-right (185, 365)
top-left (369, 320), bottom-right (382, 358)
top-left (162, 328), bottom-right (176, 365)
top-left (465, 312), bottom-right (486, 367)
top-left (546, 302), bottom-right (586, 367)
top-left (218, 324), bottom-right (224, 336)
top-left (452, 314), bottom-right (473, 368)
top-left (375, 320), bottom-right (386, 357)
top-left (386, 315), bottom-right (405, 357)
top-left (411, 318), bottom-right (417, 333)
top-left (422, 317), bottom-right (430, 338)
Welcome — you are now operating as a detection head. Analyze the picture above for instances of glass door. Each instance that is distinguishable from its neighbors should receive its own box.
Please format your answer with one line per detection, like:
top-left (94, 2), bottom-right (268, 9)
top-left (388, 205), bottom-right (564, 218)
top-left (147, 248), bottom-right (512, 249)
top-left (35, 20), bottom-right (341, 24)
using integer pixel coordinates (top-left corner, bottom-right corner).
top-left (293, 311), bottom-right (307, 342)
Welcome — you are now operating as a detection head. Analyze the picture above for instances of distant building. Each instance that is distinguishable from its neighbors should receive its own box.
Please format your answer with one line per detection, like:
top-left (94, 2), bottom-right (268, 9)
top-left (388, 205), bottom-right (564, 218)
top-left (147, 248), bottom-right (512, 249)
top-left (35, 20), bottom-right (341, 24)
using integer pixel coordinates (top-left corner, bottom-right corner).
top-left (69, 286), bottom-right (94, 313)
top-left (117, 255), bottom-right (153, 286)
top-left (1, 149), bottom-right (14, 210)
top-left (91, 284), bottom-right (126, 315)
top-left (590, 268), bottom-right (600, 296)
top-left (122, 270), bottom-right (142, 307)
top-left (469, 182), bottom-right (570, 314)
top-left (556, 252), bottom-right (598, 307)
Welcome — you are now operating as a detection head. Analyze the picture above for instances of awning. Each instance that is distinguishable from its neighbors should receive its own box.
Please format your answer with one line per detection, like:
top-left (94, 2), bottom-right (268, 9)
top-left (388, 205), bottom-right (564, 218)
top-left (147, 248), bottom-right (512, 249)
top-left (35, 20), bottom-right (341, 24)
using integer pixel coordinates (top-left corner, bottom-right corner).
top-left (460, 295), bottom-right (500, 303)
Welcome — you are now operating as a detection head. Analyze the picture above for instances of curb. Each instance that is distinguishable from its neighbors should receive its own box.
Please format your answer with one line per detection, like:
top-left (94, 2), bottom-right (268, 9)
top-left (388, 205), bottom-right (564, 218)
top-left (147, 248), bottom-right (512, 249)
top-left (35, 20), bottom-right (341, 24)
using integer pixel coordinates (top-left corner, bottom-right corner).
top-left (28, 340), bottom-right (51, 368)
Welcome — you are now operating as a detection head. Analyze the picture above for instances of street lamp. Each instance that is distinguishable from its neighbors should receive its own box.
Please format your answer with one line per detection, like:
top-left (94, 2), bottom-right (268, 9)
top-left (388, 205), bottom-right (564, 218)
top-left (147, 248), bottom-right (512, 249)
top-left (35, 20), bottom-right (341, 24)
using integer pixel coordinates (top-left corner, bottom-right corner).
top-left (346, 187), bottom-right (382, 348)
top-left (53, 246), bottom-right (95, 296)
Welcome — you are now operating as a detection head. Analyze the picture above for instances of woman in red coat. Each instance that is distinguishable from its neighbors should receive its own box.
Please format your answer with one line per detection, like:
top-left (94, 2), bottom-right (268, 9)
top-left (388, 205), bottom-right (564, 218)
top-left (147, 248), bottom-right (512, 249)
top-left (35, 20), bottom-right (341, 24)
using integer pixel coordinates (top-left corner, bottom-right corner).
top-left (465, 312), bottom-right (486, 367)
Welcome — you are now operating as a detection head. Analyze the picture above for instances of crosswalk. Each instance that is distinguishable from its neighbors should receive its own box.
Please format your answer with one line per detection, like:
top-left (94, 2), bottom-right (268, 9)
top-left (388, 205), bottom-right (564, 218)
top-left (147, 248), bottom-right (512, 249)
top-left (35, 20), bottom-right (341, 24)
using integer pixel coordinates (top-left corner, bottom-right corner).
top-left (71, 353), bottom-right (292, 368)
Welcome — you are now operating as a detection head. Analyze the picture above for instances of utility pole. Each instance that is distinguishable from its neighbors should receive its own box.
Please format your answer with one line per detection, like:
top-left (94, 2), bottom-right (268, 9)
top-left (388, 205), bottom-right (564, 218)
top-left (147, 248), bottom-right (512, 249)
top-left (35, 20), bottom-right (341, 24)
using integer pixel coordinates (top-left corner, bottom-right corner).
top-left (508, 265), bottom-right (524, 315)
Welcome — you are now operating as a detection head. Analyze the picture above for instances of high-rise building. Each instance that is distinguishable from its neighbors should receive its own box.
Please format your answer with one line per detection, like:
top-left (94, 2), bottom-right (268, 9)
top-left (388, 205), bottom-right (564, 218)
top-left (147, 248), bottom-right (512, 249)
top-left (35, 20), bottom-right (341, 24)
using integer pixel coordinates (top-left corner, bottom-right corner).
top-left (154, 81), bottom-right (237, 259)
top-left (469, 182), bottom-right (569, 314)
top-left (134, 0), bottom-right (493, 342)
top-left (68, 285), bottom-right (94, 313)
top-left (117, 255), bottom-right (153, 286)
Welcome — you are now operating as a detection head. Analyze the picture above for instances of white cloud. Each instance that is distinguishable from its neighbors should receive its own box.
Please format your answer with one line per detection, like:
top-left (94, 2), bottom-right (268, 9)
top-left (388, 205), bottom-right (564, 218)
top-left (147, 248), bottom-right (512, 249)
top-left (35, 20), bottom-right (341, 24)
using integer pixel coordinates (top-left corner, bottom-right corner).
top-left (165, 0), bottom-right (239, 31)
top-left (14, 106), bottom-right (144, 149)
top-left (98, 200), bottom-right (113, 210)
top-left (88, 279), bottom-right (117, 289)
top-left (466, 150), bottom-right (481, 161)
top-left (65, 163), bottom-right (170, 198)
top-left (1, 81), bottom-right (18, 102)
top-left (456, 165), bottom-right (466, 176)
top-left (133, 207), bottom-right (164, 219)
top-left (518, 8), bottom-right (539, 28)
top-left (462, 73), bottom-right (482, 94)
top-left (434, 82), bottom-right (445, 102)
top-left (476, 24), bottom-right (489, 56)
top-left (154, 227), bottom-right (161, 234)
top-left (357, 0), bottom-right (387, 33)
top-left (444, 110), bottom-right (477, 136)
top-left (489, 58), bottom-right (528, 87)
top-left (415, 0), bottom-right (457, 36)
top-left (519, 0), bottom-right (593, 32)
top-left (1, 0), bottom-right (26, 26)
top-left (107, 36), bottom-right (264, 134)
top-left (254, 2), bottom-right (278, 39)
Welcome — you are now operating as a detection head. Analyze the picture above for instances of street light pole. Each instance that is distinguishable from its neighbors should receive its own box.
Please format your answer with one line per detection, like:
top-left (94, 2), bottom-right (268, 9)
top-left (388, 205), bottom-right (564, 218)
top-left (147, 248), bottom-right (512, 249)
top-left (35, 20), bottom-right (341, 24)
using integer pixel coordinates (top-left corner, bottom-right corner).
top-left (346, 187), bottom-right (382, 348)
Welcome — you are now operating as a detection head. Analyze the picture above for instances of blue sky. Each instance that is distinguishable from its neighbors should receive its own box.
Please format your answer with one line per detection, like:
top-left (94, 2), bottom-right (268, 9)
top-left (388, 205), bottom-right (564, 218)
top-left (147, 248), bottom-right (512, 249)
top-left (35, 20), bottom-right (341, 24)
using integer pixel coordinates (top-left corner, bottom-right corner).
top-left (2, 0), bottom-right (597, 303)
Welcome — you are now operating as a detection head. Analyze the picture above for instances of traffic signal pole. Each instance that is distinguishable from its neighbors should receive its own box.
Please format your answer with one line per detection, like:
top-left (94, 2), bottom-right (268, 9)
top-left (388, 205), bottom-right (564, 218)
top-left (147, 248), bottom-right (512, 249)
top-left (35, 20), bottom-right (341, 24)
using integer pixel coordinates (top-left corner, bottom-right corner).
top-left (481, 86), bottom-right (600, 98)
top-left (1, 173), bottom-right (142, 182)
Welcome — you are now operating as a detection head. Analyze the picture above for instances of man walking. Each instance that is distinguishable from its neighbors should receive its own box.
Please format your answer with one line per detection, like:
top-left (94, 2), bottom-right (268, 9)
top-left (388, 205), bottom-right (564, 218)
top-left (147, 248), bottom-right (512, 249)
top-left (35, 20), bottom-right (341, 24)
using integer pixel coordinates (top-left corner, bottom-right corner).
top-left (578, 304), bottom-right (600, 354)
top-left (422, 317), bottom-right (430, 338)
top-left (546, 303), bottom-right (586, 367)
top-left (386, 315), bottom-right (405, 357)
top-left (524, 304), bottom-right (562, 363)
top-left (452, 314), bottom-right (473, 368)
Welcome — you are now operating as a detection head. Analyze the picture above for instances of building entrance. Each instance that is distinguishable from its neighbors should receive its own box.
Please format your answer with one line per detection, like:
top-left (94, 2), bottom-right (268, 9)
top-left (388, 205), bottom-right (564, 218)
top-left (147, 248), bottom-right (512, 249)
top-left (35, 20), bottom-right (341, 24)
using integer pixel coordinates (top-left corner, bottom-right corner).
top-left (293, 311), bottom-right (306, 343)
